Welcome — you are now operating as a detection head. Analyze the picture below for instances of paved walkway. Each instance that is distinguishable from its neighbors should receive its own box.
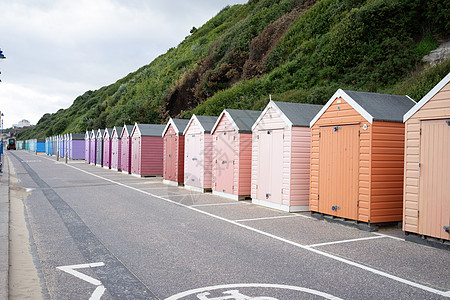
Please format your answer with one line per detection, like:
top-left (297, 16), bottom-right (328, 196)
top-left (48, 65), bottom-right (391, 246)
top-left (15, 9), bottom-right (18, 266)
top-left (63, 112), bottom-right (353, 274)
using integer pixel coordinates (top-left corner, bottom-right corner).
top-left (0, 154), bottom-right (10, 300)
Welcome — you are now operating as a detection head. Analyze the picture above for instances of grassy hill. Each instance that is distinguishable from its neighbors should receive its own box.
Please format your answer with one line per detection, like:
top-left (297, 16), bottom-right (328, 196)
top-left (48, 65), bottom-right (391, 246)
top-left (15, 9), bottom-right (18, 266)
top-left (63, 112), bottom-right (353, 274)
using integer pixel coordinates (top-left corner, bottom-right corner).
top-left (18, 0), bottom-right (450, 139)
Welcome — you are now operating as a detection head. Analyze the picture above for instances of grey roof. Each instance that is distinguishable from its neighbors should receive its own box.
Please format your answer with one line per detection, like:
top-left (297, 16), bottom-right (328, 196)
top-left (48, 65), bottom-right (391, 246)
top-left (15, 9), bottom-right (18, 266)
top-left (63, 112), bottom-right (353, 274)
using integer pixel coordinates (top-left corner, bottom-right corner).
top-left (196, 115), bottom-right (218, 133)
top-left (274, 101), bottom-right (323, 127)
top-left (71, 133), bottom-right (85, 140)
top-left (96, 129), bottom-right (105, 139)
top-left (226, 109), bottom-right (261, 133)
top-left (136, 124), bottom-right (166, 137)
top-left (172, 119), bottom-right (190, 133)
top-left (105, 128), bottom-right (113, 136)
top-left (343, 90), bottom-right (415, 122)
top-left (113, 126), bottom-right (123, 137)
top-left (122, 125), bottom-right (134, 137)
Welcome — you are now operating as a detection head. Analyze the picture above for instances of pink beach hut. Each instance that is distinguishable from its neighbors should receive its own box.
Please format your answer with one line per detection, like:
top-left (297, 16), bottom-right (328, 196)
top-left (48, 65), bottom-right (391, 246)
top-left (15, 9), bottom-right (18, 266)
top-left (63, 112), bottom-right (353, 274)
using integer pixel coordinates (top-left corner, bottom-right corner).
top-left (162, 118), bottom-right (190, 186)
top-left (403, 73), bottom-right (450, 242)
top-left (110, 126), bottom-right (123, 171)
top-left (120, 125), bottom-right (134, 174)
top-left (130, 123), bottom-right (165, 177)
top-left (211, 109), bottom-right (261, 200)
top-left (183, 115), bottom-right (218, 192)
top-left (89, 130), bottom-right (97, 165)
top-left (102, 128), bottom-right (113, 169)
top-left (85, 130), bottom-right (90, 163)
top-left (251, 101), bottom-right (322, 212)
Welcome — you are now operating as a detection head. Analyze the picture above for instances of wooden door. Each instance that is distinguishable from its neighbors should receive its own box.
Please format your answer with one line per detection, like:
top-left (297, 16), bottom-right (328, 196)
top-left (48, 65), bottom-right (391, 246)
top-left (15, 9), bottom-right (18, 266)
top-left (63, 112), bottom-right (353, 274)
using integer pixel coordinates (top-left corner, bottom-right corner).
top-left (164, 135), bottom-right (177, 180)
top-left (319, 124), bottom-right (359, 219)
top-left (257, 129), bottom-right (283, 204)
top-left (419, 119), bottom-right (450, 239)
top-left (215, 131), bottom-right (235, 194)
top-left (185, 134), bottom-right (203, 188)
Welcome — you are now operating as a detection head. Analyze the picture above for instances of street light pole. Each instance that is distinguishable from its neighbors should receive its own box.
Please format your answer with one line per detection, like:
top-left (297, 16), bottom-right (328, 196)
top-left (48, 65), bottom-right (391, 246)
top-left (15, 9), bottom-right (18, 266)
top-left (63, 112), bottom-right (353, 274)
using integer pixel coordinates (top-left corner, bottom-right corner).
top-left (0, 48), bottom-right (6, 173)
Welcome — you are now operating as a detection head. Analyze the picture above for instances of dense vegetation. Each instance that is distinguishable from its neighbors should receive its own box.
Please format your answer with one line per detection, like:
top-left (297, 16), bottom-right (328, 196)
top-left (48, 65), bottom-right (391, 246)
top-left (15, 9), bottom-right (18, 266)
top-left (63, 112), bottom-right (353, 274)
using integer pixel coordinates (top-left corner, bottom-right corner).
top-left (18, 0), bottom-right (450, 139)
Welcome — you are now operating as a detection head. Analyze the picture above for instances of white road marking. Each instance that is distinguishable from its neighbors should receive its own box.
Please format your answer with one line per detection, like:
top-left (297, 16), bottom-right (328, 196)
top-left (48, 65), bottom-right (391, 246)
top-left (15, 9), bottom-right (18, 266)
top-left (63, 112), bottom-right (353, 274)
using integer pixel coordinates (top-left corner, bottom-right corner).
top-left (56, 262), bottom-right (106, 300)
top-left (307, 235), bottom-right (386, 247)
top-left (234, 214), bottom-right (303, 222)
top-left (165, 283), bottom-right (343, 300)
top-left (191, 202), bottom-right (247, 207)
top-left (35, 154), bottom-right (449, 297)
top-left (372, 232), bottom-right (405, 241)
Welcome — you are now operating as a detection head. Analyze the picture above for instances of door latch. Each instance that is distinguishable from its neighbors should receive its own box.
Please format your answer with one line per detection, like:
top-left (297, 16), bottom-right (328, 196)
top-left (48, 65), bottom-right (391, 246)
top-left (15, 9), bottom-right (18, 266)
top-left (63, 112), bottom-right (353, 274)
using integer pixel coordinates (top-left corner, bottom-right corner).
top-left (266, 193), bottom-right (271, 199)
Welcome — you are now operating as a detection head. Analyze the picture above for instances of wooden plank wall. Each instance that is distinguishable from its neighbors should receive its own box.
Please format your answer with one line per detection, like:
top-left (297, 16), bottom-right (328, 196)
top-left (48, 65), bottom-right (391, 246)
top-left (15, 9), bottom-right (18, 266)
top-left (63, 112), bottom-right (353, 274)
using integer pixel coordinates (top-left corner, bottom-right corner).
top-left (404, 82), bottom-right (450, 237)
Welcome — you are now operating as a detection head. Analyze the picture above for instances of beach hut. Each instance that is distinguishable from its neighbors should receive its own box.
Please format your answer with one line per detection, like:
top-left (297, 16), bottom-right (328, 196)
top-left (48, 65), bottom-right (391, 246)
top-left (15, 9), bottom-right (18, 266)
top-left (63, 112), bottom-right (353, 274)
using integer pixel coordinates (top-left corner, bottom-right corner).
top-left (90, 130), bottom-right (97, 165)
top-left (111, 126), bottom-right (123, 171)
top-left (211, 109), bottom-right (261, 200)
top-left (64, 134), bottom-right (70, 157)
top-left (102, 128), bottom-right (113, 168)
top-left (120, 125), bottom-right (134, 174)
top-left (162, 118), bottom-right (190, 186)
top-left (45, 137), bottom-right (50, 155)
top-left (59, 135), bottom-right (65, 157)
top-left (69, 133), bottom-right (85, 159)
top-left (183, 115), bottom-right (218, 192)
top-left (96, 129), bottom-right (105, 166)
top-left (403, 73), bottom-right (450, 241)
top-left (309, 89), bottom-right (415, 225)
top-left (130, 123), bottom-right (165, 177)
top-left (251, 101), bottom-right (322, 212)
top-left (36, 139), bottom-right (45, 152)
top-left (52, 136), bottom-right (57, 155)
top-left (85, 131), bottom-right (90, 162)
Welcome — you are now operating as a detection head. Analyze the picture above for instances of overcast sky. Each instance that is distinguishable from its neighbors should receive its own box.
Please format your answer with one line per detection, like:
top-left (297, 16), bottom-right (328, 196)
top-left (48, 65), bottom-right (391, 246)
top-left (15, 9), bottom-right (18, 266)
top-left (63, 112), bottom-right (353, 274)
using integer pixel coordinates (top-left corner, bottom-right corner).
top-left (0, 0), bottom-right (247, 129)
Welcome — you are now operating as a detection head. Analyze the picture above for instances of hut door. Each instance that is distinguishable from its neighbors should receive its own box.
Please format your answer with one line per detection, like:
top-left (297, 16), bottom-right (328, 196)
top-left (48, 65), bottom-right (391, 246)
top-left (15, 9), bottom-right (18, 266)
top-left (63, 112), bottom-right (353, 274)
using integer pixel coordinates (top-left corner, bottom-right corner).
top-left (319, 125), bottom-right (359, 219)
top-left (257, 129), bottom-right (283, 204)
top-left (419, 120), bottom-right (450, 239)
top-left (165, 135), bottom-right (176, 180)
top-left (186, 134), bottom-right (203, 188)
top-left (215, 131), bottom-right (235, 194)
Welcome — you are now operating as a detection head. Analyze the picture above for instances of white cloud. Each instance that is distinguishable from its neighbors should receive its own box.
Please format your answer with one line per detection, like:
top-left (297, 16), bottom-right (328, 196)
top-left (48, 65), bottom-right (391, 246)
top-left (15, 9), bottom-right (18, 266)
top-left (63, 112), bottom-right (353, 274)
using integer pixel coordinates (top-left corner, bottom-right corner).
top-left (0, 0), bottom-right (247, 130)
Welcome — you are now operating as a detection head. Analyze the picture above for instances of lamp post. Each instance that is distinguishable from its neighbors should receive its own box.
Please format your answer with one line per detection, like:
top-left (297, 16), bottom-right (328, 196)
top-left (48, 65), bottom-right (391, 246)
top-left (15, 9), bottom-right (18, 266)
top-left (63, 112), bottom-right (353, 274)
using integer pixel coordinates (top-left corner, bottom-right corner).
top-left (0, 48), bottom-right (5, 173)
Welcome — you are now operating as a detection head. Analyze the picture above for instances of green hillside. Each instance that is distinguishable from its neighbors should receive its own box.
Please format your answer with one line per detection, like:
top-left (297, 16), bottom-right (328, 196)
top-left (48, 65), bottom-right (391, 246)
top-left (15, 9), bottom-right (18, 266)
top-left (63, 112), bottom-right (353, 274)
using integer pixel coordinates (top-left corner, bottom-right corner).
top-left (18, 0), bottom-right (450, 139)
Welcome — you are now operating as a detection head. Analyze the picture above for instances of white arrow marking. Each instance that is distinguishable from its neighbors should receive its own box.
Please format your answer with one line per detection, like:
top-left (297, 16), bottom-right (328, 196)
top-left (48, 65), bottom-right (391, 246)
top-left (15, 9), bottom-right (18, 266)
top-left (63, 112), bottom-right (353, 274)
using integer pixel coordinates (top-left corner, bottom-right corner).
top-left (57, 262), bottom-right (106, 300)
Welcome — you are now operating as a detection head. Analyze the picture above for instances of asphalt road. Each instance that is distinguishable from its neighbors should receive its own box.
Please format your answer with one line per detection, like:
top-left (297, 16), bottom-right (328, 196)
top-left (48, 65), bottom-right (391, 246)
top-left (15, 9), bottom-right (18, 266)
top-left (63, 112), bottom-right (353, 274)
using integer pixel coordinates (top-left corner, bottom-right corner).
top-left (6, 150), bottom-right (450, 299)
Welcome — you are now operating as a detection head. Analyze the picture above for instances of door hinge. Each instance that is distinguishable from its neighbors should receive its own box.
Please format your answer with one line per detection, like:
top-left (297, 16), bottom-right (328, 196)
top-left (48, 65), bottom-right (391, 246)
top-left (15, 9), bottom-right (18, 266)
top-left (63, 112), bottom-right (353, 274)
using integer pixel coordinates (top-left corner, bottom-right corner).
top-left (317, 194), bottom-right (319, 200)
top-left (319, 132), bottom-right (321, 138)
top-left (419, 162), bottom-right (421, 176)
top-left (358, 130), bottom-right (361, 137)
top-left (417, 210), bottom-right (420, 217)
top-left (357, 200), bottom-right (359, 207)
top-left (420, 128), bottom-right (422, 135)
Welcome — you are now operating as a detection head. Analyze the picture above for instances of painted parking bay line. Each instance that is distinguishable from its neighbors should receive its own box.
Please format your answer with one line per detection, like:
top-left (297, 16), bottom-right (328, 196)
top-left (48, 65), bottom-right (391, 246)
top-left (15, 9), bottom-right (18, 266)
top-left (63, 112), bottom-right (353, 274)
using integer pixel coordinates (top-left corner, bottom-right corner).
top-left (307, 235), bottom-right (386, 247)
top-left (38, 153), bottom-right (450, 298)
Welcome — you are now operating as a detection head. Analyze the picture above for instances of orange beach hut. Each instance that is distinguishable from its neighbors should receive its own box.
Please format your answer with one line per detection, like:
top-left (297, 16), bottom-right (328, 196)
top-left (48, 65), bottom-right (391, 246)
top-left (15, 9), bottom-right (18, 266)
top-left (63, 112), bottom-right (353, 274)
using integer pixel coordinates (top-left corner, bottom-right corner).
top-left (310, 89), bottom-right (415, 225)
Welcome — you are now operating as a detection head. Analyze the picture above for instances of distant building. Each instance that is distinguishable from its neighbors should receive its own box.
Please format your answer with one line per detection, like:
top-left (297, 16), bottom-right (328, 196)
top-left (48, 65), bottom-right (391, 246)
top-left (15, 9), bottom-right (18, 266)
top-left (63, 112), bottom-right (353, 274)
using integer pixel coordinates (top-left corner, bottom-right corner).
top-left (13, 119), bottom-right (31, 128)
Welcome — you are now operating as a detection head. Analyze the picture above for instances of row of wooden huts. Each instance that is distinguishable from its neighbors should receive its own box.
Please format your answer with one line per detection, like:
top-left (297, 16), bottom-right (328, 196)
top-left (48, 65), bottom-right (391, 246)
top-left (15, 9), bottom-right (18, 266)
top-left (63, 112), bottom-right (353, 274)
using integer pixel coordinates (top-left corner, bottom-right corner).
top-left (20, 73), bottom-right (449, 242)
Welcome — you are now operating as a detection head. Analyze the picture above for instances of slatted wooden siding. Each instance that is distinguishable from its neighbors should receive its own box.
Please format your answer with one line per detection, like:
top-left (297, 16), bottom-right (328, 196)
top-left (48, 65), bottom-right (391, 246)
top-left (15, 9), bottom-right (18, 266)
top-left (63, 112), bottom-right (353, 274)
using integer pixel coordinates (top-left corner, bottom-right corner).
top-left (311, 96), bottom-right (406, 223)
top-left (183, 117), bottom-right (215, 191)
top-left (404, 78), bottom-right (450, 240)
top-left (163, 124), bottom-right (185, 184)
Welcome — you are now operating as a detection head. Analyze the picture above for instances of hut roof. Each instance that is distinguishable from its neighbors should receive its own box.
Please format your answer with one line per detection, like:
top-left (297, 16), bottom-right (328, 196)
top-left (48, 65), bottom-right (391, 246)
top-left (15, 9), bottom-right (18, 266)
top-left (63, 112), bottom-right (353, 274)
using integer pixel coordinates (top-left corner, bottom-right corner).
top-left (311, 89), bottom-right (416, 126)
